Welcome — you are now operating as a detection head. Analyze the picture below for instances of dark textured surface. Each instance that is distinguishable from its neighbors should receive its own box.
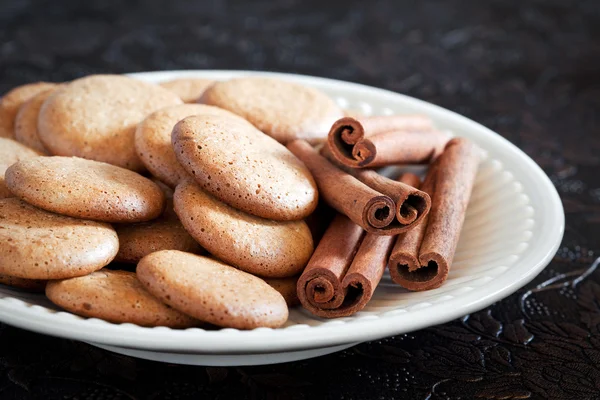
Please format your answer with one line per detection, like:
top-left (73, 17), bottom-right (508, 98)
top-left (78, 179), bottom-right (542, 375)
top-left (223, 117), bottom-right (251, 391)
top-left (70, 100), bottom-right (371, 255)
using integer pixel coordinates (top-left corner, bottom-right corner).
top-left (1, 0), bottom-right (599, 398)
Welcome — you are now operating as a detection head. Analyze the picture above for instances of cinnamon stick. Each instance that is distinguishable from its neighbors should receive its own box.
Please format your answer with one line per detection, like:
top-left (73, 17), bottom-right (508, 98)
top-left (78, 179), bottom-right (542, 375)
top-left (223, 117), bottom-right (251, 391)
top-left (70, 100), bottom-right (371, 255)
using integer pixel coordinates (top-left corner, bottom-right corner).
top-left (287, 140), bottom-right (398, 234)
top-left (297, 214), bottom-right (395, 318)
top-left (321, 146), bottom-right (431, 226)
top-left (327, 116), bottom-right (448, 168)
top-left (389, 138), bottom-right (480, 291)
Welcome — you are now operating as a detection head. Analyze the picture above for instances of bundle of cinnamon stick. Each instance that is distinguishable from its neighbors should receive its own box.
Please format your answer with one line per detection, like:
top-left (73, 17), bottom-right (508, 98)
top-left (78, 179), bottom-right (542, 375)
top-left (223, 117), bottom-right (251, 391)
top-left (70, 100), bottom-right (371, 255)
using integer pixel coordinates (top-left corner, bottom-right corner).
top-left (288, 115), bottom-right (480, 318)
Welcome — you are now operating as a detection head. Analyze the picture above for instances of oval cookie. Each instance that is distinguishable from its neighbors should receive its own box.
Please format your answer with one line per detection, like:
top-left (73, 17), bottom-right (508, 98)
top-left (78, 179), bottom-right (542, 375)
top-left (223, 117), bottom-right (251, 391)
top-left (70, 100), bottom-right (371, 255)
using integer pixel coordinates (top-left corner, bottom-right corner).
top-left (6, 156), bottom-right (165, 223)
top-left (46, 269), bottom-right (199, 328)
top-left (174, 180), bottom-right (313, 278)
top-left (38, 75), bottom-right (182, 171)
top-left (200, 77), bottom-right (343, 143)
top-left (0, 198), bottom-right (118, 279)
top-left (137, 250), bottom-right (288, 329)
top-left (172, 114), bottom-right (318, 221)
top-left (0, 138), bottom-right (42, 198)
top-left (264, 276), bottom-right (300, 307)
top-left (14, 88), bottom-right (57, 154)
top-left (160, 78), bottom-right (215, 103)
top-left (0, 273), bottom-right (46, 292)
top-left (0, 82), bottom-right (57, 139)
top-left (135, 104), bottom-right (238, 187)
top-left (115, 201), bottom-right (202, 264)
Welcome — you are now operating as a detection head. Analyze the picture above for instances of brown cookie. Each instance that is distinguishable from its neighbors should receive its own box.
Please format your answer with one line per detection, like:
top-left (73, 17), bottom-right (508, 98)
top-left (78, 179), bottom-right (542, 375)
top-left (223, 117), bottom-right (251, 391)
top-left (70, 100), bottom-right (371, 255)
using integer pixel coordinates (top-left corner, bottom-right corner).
top-left (137, 250), bottom-right (289, 329)
top-left (0, 138), bottom-right (42, 198)
top-left (38, 75), bottom-right (182, 171)
top-left (0, 82), bottom-right (57, 139)
top-left (0, 198), bottom-right (118, 279)
top-left (114, 200), bottom-right (202, 264)
top-left (172, 114), bottom-right (318, 221)
top-left (200, 77), bottom-right (343, 143)
top-left (0, 273), bottom-right (47, 292)
top-left (263, 276), bottom-right (300, 307)
top-left (6, 156), bottom-right (165, 223)
top-left (160, 78), bottom-right (215, 103)
top-left (174, 180), bottom-right (313, 278)
top-left (46, 269), bottom-right (200, 328)
top-left (14, 88), bottom-right (57, 154)
top-left (135, 104), bottom-right (238, 187)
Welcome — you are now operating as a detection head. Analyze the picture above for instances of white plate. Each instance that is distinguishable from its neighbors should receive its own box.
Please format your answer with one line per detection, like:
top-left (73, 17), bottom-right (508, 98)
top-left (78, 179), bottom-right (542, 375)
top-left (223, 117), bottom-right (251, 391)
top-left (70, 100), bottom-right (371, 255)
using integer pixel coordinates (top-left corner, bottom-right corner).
top-left (0, 70), bottom-right (564, 366)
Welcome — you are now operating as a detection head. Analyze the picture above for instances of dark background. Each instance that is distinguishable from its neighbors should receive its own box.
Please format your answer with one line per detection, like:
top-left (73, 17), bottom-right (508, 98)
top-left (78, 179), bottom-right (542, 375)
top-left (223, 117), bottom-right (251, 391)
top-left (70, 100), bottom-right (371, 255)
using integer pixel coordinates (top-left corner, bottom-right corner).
top-left (1, 0), bottom-right (599, 398)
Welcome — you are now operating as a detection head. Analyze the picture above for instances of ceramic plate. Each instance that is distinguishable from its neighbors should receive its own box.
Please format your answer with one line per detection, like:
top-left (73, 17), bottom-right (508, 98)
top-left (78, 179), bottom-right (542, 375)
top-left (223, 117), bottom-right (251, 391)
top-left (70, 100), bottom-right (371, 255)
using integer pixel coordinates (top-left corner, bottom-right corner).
top-left (0, 70), bottom-right (564, 366)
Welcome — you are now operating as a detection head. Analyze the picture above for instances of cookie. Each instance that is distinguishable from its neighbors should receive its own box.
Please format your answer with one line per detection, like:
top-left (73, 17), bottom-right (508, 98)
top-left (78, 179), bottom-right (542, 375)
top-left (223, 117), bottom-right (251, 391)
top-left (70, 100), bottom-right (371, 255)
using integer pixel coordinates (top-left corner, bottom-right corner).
top-left (160, 78), bottom-right (215, 103)
top-left (6, 156), bottom-right (165, 223)
top-left (172, 114), bottom-right (318, 221)
top-left (137, 250), bottom-right (289, 329)
top-left (114, 200), bottom-right (202, 264)
top-left (0, 138), bottom-right (42, 198)
top-left (46, 269), bottom-right (200, 328)
top-left (14, 88), bottom-right (57, 154)
top-left (0, 198), bottom-right (118, 279)
top-left (174, 180), bottom-right (313, 278)
top-left (135, 104), bottom-right (238, 187)
top-left (200, 77), bottom-right (343, 144)
top-left (38, 75), bottom-right (182, 171)
top-left (264, 276), bottom-right (300, 307)
top-left (0, 273), bottom-right (46, 292)
top-left (0, 82), bottom-right (57, 139)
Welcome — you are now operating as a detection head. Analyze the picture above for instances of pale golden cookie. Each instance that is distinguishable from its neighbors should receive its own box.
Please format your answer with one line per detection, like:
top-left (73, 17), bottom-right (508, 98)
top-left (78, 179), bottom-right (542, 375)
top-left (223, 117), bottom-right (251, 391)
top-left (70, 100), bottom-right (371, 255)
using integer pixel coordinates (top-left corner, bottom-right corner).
top-left (46, 269), bottom-right (200, 328)
top-left (0, 82), bottom-right (57, 139)
top-left (174, 180), bottom-right (313, 278)
top-left (114, 200), bottom-right (202, 264)
top-left (0, 138), bottom-right (42, 198)
top-left (135, 104), bottom-right (238, 187)
top-left (200, 77), bottom-right (343, 143)
top-left (137, 250), bottom-right (289, 329)
top-left (38, 75), bottom-right (182, 171)
top-left (6, 156), bottom-right (165, 223)
top-left (264, 276), bottom-right (300, 307)
top-left (0, 273), bottom-right (46, 292)
top-left (172, 114), bottom-right (318, 221)
top-left (14, 88), bottom-right (57, 154)
top-left (160, 78), bottom-right (215, 103)
top-left (0, 198), bottom-right (118, 279)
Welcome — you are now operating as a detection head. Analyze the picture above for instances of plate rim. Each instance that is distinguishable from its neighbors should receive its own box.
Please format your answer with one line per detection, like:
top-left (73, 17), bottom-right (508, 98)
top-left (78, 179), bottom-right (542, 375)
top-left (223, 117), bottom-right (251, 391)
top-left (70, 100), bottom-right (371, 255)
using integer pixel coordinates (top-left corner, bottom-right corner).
top-left (0, 69), bottom-right (565, 354)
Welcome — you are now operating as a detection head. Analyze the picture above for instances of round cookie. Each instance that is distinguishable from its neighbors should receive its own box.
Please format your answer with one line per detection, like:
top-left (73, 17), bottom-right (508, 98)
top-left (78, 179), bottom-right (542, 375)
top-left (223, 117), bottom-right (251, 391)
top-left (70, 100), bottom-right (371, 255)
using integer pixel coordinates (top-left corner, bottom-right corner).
top-left (6, 156), bottom-right (165, 223)
top-left (172, 114), bottom-right (318, 221)
top-left (0, 273), bottom-right (46, 292)
top-left (264, 276), bottom-right (300, 307)
top-left (0, 82), bottom-right (57, 139)
top-left (46, 269), bottom-right (199, 328)
top-left (0, 138), bottom-right (42, 198)
top-left (160, 78), bottom-right (215, 103)
top-left (14, 88), bottom-right (57, 154)
top-left (174, 180), bottom-right (313, 278)
top-left (38, 75), bottom-right (182, 171)
top-left (135, 104), bottom-right (239, 187)
top-left (114, 200), bottom-right (202, 264)
top-left (137, 250), bottom-right (289, 329)
top-left (200, 77), bottom-right (343, 144)
top-left (0, 198), bottom-right (118, 280)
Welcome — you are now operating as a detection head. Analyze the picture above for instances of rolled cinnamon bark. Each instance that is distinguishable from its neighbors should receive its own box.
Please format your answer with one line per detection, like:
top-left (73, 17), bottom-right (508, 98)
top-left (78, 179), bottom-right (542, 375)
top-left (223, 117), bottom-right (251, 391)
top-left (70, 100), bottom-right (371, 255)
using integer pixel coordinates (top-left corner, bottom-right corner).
top-left (321, 146), bottom-right (431, 227)
top-left (297, 214), bottom-right (395, 318)
top-left (327, 116), bottom-right (448, 168)
top-left (288, 140), bottom-right (401, 235)
top-left (389, 164), bottom-right (438, 288)
top-left (389, 138), bottom-right (480, 291)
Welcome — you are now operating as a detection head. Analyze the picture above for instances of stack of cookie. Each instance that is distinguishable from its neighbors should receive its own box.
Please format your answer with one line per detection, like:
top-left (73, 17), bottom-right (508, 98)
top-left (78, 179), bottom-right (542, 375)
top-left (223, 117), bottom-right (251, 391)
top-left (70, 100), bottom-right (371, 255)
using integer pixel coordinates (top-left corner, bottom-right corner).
top-left (0, 74), bottom-right (344, 329)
